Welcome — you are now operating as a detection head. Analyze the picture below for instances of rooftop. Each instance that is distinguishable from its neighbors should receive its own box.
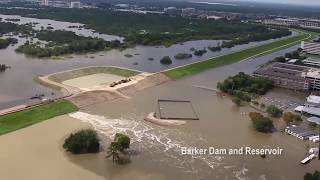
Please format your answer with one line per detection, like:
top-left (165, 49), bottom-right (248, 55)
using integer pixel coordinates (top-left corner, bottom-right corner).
top-left (307, 117), bottom-right (320, 125)
top-left (307, 95), bottom-right (320, 104)
top-left (304, 68), bottom-right (320, 79)
top-left (254, 63), bottom-right (308, 81)
top-left (302, 106), bottom-right (320, 117)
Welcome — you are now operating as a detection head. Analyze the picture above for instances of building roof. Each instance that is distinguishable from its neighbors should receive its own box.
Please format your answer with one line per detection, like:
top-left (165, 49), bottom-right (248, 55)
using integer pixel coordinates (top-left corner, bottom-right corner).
top-left (307, 95), bottom-right (320, 104)
top-left (305, 68), bottom-right (320, 79)
top-left (307, 117), bottom-right (320, 125)
top-left (302, 106), bottom-right (320, 117)
top-left (254, 63), bottom-right (308, 81)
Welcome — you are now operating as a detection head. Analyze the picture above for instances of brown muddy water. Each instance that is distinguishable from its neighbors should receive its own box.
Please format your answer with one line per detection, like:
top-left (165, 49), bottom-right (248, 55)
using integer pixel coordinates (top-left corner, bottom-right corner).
top-left (0, 48), bottom-right (317, 180)
top-left (72, 66), bottom-right (318, 180)
top-left (0, 14), bottom-right (317, 180)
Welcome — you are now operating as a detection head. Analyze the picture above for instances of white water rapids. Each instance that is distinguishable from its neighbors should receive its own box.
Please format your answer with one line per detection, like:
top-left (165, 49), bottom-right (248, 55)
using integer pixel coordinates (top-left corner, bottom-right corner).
top-left (69, 111), bottom-right (259, 180)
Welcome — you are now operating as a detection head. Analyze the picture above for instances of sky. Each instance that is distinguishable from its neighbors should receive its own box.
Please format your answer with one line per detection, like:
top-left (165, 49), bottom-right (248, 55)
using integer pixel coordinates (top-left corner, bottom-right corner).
top-left (234, 0), bottom-right (320, 6)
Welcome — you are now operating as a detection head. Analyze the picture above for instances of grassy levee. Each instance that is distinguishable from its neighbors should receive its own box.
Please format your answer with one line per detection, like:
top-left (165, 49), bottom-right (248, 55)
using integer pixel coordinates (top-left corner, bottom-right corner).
top-left (0, 100), bottom-right (78, 135)
top-left (164, 31), bottom-right (311, 80)
top-left (48, 67), bottom-right (140, 83)
top-left (34, 76), bottom-right (62, 91)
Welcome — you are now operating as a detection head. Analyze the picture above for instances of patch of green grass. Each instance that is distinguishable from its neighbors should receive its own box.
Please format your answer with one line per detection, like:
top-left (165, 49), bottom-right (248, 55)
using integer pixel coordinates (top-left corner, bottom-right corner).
top-left (0, 100), bottom-right (78, 135)
top-left (164, 31), bottom-right (311, 79)
top-left (48, 67), bottom-right (140, 83)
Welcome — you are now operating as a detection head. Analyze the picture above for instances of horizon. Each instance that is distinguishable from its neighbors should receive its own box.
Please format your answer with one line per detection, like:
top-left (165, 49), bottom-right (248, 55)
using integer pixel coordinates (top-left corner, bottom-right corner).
top-left (211, 0), bottom-right (320, 6)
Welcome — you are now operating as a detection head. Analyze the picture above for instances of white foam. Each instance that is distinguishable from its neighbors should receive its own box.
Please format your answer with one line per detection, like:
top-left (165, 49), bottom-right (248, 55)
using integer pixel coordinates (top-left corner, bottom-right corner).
top-left (69, 111), bottom-right (250, 179)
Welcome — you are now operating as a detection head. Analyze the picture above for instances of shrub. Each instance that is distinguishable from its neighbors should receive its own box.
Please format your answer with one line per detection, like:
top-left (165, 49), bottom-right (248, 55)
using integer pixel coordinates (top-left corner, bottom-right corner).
top-left (193, 49), bottom-right (207, 56)
top-left (234, 91), bottom-right (251, 102)
top-left (260, 103), bottom-right (266, 109)
top-left (266, 105), bottom-right (283, 117)
top-left (282, 112), bottom-right (302, 123)
top-left (160, 56), bottom-right (172, 65)
top-left (304, 171), bottom-right (320, 180)
top-left (253, 116), bottom-right (274, 133)
top-left (63, 129), bottom-right (100, 154)
top-left (208, 46), bottom-right (221, 52)
top-left (232, 97), bottom-right (242, 106)
top-left (174, 53), bottom-right (192, 60)
top-left (249, 112), bottom-right (263, 123)
top-left (252, 100), bottom-right (259, 105)
top-left (309, 122), bottom-right (318, 130)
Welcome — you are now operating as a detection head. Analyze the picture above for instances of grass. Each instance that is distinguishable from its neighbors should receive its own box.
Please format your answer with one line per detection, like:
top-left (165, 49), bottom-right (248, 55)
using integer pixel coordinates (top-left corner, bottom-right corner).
top-left (164, 30), bottom-right (313, 80)
top-left (0, 100), bottom-right (78, 135)
top-left (34, 76), bottom-right (62, 91)
top-left (48, 66), bottom-right (140, 83)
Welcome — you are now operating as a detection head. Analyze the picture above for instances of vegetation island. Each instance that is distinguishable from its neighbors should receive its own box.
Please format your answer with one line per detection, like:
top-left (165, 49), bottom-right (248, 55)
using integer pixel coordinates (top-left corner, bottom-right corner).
top-left (16, 30), bottom-right (124, 57)
top-left (174, 53), bottom-right (192, 60)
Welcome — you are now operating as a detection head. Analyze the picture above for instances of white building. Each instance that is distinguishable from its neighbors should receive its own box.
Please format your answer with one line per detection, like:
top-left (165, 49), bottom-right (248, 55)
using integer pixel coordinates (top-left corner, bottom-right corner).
top-left (264, 18), bottom-right (320, 29)
top-left (301, 41), bottom-right (320, 55)
top-left (70, 1), bottom-right (81, 8)
top-left (307, 95), bottom-right (320, 104)
top-left (303, 69), bottom-right (320, 91)
top-left (303, 58), bottom-right (320, 67)
top-left (40, 0), bottom-right (49, 6)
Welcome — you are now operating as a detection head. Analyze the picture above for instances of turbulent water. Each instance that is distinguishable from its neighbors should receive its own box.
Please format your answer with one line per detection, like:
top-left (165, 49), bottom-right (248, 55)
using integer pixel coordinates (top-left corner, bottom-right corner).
top-left (69, 112), bottom-right (257, 180)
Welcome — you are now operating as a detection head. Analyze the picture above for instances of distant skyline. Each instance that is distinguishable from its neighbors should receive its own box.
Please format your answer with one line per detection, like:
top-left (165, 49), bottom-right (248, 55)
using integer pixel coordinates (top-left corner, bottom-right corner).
top-left (227, 0), bottom-right (320, 6)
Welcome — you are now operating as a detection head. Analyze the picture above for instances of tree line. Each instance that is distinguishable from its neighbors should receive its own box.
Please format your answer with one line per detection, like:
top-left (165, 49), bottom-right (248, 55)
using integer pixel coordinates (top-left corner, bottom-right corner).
top-left (16, 30), bottom-right (124, 57)
top-left (0, 8), bottom-right (292, 47)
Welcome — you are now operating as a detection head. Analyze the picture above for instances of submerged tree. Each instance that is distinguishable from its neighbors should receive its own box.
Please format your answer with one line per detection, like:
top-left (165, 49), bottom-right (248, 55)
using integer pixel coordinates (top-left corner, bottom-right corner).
top-left (106, 133), bottom-right (131, 163)
top-left (304, 171), bottom-right (320, 180)
top-left (63, 129), bottom-right (100, 154)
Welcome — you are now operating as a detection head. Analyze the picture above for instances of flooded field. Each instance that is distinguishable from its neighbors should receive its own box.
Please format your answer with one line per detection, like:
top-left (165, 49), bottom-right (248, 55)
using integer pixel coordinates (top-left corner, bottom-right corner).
top-left (0, 14), bottom-right (296, 109)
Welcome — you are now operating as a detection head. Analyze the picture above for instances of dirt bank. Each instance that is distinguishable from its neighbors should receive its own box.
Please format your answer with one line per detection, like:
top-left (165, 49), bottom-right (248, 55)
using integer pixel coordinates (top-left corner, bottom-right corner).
top-left (144, 112), bottom-right (186, 126)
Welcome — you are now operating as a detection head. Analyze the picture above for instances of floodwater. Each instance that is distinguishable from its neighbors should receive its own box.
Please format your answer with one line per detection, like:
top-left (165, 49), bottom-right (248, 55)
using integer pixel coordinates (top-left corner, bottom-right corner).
top-left (0, 14), bottom-right (317, 180)
top-left (67, 46), bottom-right (317, 180)
top-left (0, 45), bottom-right (317, 180)
top-left (0, 14), bottom-right (296, 109)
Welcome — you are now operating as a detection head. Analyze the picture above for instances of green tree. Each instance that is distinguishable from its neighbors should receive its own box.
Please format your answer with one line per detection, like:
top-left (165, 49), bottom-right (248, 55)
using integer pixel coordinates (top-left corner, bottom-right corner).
top-left (266, 105), bottom-right (283, 118)
top-left (232, 97), bottom-right (242, 106)
top-left (160, 56), bottom-right (172, 65)
top-left (304, 171), bottom-right (320, 180)
top-left (63, 129), bottom-right (100, 154)
top-left (253, 116), bottom-right (274, 133)
top-left (106, 133), bottom-right (131, 163)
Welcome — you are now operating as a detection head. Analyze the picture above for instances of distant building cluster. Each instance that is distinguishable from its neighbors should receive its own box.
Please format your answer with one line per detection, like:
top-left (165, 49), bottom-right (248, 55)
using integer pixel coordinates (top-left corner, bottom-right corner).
top-left (39, 0), bottom-right (82, 8)
top-left (253, 63), bottom-right (320, 91)
top-left (164, 7), bottom-right (244, 20)
top-left (264, 18), bottom-right (320, 29)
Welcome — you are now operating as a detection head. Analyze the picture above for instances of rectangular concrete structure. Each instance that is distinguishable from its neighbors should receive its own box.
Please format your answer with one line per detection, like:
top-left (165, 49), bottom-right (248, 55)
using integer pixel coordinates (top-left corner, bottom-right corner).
top-left (158, 99), bottom-right (199, 120)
